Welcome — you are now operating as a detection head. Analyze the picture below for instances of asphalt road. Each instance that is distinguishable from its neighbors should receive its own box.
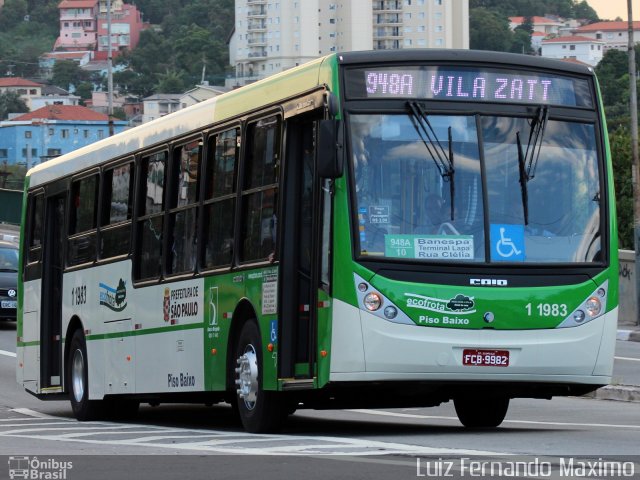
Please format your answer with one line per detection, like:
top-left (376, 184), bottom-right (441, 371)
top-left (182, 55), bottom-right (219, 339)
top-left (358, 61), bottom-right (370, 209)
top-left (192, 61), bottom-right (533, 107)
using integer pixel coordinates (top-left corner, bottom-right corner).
top-left (0, 322), bottom-right (639, 480)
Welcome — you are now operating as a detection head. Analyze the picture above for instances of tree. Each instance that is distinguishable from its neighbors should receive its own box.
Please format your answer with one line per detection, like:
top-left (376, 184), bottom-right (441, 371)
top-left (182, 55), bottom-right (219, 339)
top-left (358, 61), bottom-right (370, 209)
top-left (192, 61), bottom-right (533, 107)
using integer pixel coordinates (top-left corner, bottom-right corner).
top-left (610, 128), bottom-right (634, 249)
top-left (155, 70), bottom-right (186, 93)
top-left (75, 82), bottom-right (94, 105)
top-left (573, 1), bottom-right (599, 22)
top-left (0, 91), bottom-right (29, 120)
top-left (0, 0), bottom-right (28, 31)
top-left (511, 28), bottom-right (533, 54)
top-left (52, 60), bottom-right (87, 91)
top-left (470, 8), bottom-right (514, 52)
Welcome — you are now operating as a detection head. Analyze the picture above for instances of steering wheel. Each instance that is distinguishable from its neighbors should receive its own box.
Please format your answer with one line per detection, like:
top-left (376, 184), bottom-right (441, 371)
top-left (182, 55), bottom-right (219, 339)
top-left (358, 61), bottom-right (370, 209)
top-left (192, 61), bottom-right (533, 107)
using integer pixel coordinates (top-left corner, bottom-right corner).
top-left (437, 222), bottom-right (460, 236)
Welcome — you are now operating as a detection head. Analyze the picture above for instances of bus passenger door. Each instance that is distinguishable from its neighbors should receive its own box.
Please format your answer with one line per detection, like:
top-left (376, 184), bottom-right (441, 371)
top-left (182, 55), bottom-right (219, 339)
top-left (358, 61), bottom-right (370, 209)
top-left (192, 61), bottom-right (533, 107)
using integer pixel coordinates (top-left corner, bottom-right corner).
top-left (279, 114), bottom-right (322, 382)
top-left (40, 193), bottom-right (65, 391)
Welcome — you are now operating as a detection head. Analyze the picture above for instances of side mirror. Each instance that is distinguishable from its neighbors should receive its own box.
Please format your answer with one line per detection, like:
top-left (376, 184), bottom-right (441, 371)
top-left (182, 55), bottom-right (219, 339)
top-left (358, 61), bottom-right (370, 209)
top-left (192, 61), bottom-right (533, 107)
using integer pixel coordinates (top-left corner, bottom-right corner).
top-left (317, 119), bottom-right (343, 179)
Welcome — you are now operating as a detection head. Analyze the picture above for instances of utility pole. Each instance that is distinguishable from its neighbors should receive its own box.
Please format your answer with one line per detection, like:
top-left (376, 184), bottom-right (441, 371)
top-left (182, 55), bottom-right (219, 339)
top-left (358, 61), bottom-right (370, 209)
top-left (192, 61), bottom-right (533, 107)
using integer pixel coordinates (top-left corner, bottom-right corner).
top-left (107, 0), bottom-right (114, 136)
top-left (630, 0), bottom-right (640, 326)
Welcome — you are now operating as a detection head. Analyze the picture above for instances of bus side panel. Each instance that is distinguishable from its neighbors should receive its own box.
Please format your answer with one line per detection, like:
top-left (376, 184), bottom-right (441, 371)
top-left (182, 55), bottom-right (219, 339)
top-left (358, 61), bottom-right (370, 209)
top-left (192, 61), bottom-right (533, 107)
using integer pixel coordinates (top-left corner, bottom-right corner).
top-left (329, 299), bottom-right (365, 374)
top-left (18, 279), bottom-right (41, 392)
top-left (132, 278), bottom-right (204, 394)
top-left (203, 273), bottom-right (245, 392)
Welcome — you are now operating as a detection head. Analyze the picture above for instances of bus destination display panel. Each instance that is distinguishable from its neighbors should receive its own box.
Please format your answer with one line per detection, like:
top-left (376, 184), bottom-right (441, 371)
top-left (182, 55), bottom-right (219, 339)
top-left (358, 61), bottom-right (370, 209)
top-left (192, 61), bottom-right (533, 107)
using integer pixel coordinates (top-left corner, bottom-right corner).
top-left (345, 66), bottom-right (593, 107)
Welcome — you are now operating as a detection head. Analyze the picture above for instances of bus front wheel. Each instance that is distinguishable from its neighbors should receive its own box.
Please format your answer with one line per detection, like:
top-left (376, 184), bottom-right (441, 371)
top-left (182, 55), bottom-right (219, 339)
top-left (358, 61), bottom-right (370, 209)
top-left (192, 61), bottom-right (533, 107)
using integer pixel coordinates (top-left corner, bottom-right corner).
top-left (232, 320), bottom-right (285, 433)
top-left (68, 330), bottom-right (105, 421)
top-left (454, 396), bottom-right (509, 428)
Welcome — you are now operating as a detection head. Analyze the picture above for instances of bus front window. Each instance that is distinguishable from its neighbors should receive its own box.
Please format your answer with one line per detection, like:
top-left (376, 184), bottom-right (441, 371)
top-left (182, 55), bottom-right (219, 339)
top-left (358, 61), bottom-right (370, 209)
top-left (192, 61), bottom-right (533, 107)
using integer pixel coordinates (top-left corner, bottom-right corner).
top-left (483, 117), bottom-right (601, 263)
top-left (349, 113), bottom-right (602, 264)
top-left (350, 113), bottom-right (485, 262)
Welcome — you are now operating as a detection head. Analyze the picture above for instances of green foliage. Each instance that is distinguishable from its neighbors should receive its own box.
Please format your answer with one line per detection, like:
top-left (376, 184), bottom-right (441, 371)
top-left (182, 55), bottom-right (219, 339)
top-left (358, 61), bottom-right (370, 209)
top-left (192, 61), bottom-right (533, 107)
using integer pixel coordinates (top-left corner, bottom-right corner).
top-left (75, 82), bottom-right (94, 105)
top-left (596, 46), bottom-right (640, 249)
top-left (610, 128), bottom-right (634, 249)
top-left (155, 70), bottom-right (187, 94)
top-left (470, 8), bottom-right (514, 52)
top-left (0, 91), bottom-right (29, 120)
top-left (0, 0), bottom-right (28, 31)
top-left (52, 60), bottom-right (88, 91)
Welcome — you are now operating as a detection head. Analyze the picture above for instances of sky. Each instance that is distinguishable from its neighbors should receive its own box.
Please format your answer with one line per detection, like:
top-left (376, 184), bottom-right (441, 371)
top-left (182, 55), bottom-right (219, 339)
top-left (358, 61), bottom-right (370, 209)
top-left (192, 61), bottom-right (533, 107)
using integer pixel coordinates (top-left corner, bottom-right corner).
top-left (587, 0), bottom-right (635, 21)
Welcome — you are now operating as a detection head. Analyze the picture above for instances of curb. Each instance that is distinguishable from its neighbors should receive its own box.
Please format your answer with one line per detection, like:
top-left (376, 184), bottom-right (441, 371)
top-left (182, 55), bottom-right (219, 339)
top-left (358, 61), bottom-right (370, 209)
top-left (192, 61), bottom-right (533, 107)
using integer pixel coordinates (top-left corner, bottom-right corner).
top-left (617, 329), bottom-right (640, 342)
top-left (583, 384), bottom-right (640, 403)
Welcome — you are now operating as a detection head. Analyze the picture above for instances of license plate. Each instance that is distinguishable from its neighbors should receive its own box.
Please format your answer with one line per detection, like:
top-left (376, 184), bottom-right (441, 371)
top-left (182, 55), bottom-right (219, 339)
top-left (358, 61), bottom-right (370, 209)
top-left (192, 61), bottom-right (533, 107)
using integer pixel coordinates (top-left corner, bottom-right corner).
top-left (1, 301), bottom-right (16, 309)
top-left (462, 349), bottom-right (510, 367)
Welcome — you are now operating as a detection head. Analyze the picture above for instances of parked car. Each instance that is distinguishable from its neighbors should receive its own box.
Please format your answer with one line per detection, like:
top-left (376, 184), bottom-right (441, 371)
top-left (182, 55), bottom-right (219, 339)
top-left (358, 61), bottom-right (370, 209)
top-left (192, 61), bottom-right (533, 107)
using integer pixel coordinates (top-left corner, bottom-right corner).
top-left (0, 240), bottom-right (18, 321)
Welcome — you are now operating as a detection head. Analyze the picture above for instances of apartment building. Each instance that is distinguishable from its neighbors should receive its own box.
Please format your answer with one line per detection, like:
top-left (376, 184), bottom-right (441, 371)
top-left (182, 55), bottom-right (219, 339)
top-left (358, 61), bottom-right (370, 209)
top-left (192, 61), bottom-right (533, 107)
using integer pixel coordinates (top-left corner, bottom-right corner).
top-left (95, 0), bottom-right (146, 60)
top-left (373, 0), bottom-right (468, 50)
top-left (230, 0), bottom-right (469, 87)
top-left (54, 0), bottom-right (99, 51)
top-left (53, 0), bottom-right (145, 59)
top-left (0, 105), bottom-right (127, 167)
top-left (541, 35), bottom-right (604, 66)
top-left (573, 21), bottom-right (640, 53)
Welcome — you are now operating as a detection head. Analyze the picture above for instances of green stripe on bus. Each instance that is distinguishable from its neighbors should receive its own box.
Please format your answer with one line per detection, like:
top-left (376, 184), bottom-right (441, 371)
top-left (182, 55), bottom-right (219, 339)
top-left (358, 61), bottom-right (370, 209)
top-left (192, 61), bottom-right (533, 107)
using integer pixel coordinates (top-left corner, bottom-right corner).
top-left (86, 322), bottom-right (204, 341)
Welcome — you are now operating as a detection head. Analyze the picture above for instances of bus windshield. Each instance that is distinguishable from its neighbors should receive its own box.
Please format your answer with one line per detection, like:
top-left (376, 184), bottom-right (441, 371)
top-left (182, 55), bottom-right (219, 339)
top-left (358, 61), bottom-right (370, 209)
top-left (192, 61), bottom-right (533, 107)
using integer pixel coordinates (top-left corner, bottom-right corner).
top-left (350, 112), bottom-right (601, 264)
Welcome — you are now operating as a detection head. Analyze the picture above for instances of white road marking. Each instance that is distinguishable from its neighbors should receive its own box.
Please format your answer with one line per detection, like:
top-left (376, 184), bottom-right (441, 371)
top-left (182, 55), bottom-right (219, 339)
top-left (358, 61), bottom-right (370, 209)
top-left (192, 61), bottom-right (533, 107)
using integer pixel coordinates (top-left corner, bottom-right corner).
top-left (615, 356), bottom-right (640, 362)
top-left (0, 411), bottom-right (508, 456)
top-left (11, 408), bottom-right (60, 419)
top-left (348, 409), bottom-right (640, 429)
top-left (0, 349), bottom-right (16, 358)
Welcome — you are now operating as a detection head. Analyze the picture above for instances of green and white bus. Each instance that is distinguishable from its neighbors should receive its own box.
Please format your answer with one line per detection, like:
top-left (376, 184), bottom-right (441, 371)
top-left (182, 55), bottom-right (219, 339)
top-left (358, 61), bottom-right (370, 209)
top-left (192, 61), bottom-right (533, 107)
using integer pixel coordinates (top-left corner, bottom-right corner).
top-left (17, 50), bottom-right (618, 433)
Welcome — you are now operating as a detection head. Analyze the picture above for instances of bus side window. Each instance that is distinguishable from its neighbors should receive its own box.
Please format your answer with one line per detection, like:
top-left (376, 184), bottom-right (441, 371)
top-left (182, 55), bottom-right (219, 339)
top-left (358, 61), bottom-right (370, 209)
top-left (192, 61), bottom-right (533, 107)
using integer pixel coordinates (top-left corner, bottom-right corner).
top-left (241, 116), bottom-right (280, 263)
top-left (99, 161), bottom-right (133, 259)
top-left (134, 151), bottom-right (167, 281)
top-left (202, 128), bottom-right (238, 269)
top-left (67, 174), bottom-right (98, 266)
top-left (167, 139), bottom-right (201, 276)
top-left (26, 193), bottom-right (44, 265)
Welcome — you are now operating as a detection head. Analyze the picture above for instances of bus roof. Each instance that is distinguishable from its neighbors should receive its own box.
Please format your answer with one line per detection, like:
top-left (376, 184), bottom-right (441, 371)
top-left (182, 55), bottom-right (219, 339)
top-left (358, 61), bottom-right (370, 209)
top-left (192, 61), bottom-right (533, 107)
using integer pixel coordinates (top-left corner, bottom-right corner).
top-left (26, 49), bottom-right (595, 189)
top-left (337, 49), bottom-right (595, 76)
top-left (26, 54), bottom-right (334, 189)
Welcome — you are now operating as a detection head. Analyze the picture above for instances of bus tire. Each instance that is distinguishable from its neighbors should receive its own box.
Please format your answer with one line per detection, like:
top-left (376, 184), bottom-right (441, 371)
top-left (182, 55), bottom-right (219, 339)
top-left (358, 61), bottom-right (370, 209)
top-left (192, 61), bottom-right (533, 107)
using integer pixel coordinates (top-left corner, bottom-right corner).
top-left (454, 396), bottom-right (509, 428)
top-left (67, 330), bottom-right (105, 421)
top-left (232, 320), bottom-right (285, 433)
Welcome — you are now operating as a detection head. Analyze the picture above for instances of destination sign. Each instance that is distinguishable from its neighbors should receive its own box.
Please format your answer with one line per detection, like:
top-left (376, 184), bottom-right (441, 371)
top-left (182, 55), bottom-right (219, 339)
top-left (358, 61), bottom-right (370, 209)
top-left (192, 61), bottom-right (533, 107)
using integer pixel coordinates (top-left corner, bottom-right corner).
top-left (345, 66), bottom-right (592, 107)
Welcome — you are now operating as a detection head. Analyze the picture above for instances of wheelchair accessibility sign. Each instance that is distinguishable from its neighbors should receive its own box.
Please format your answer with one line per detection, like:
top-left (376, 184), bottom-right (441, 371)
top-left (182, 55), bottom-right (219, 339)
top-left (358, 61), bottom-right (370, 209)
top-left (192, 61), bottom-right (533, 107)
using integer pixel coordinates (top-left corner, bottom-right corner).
top-left (491, 224), bottom-right (525, 261)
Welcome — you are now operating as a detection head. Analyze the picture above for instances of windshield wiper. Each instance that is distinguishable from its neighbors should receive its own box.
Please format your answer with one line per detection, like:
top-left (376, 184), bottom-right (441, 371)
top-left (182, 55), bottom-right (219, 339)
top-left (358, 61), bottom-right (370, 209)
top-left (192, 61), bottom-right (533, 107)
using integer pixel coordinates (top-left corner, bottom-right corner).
top-left (516, 105), bottom-right (549, 225)
top-left (408, 101), bottom-right (455, 221)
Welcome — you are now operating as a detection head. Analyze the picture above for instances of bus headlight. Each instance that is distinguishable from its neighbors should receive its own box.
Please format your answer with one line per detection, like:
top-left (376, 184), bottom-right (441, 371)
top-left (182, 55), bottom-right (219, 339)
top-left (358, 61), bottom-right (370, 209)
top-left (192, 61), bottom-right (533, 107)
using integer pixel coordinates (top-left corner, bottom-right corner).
top-left (384, 306), bottom-right (398, 319)
top-left (585, 297), bottom-right (601, 317)
top-left (364, 292), bottom-right (382, 311)
top-left (353, 273), bottom-right (420, 326)
top-left (557, 280), bottom-right (608, 328)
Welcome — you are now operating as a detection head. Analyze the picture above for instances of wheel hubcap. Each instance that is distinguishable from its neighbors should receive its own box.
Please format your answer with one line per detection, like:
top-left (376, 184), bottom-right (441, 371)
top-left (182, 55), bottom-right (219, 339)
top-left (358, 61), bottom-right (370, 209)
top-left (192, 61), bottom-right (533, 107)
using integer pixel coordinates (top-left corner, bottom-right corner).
top-left (71, 349), bottom-right (85, 403)
top-left (235, 344), bottom-right (258, 410)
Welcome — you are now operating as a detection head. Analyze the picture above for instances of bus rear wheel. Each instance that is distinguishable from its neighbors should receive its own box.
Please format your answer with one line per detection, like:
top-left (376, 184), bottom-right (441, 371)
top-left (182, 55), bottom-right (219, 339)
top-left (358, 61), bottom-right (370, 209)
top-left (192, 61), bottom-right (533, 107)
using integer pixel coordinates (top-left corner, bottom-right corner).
top-left (454, 396), bottom-right (509, 428)
top-left (233, 320), bottom-right (285, 433)
top-left (68, 330), bottom-right (106, 421)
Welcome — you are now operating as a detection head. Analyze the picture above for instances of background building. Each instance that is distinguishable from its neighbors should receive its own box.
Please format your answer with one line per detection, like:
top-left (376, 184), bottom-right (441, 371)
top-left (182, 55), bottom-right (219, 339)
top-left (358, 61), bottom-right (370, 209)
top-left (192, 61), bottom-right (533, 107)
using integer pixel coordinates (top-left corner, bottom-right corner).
top-left (0, 78), bottom-right (44, 110)
top-left (573, 21), bottom-right (640, 52)
top-left (55, 0), bottom-right (99, 52)
top-left (95, 0), bottom-right (146, 60)
top-left (230, 0), bottom-right (469, 87)
top-left (141, 94), bottom-right (182, 123)
top-left (0, 105), bottom-right (126, 167)
top-left (541, 35), bottom-right (604, 66)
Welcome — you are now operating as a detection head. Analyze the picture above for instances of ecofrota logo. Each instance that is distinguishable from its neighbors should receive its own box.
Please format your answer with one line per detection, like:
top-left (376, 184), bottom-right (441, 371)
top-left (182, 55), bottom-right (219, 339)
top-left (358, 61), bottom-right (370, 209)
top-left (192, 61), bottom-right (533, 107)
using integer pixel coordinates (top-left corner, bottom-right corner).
top-left (8, 456), bottom-right (73, 479)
